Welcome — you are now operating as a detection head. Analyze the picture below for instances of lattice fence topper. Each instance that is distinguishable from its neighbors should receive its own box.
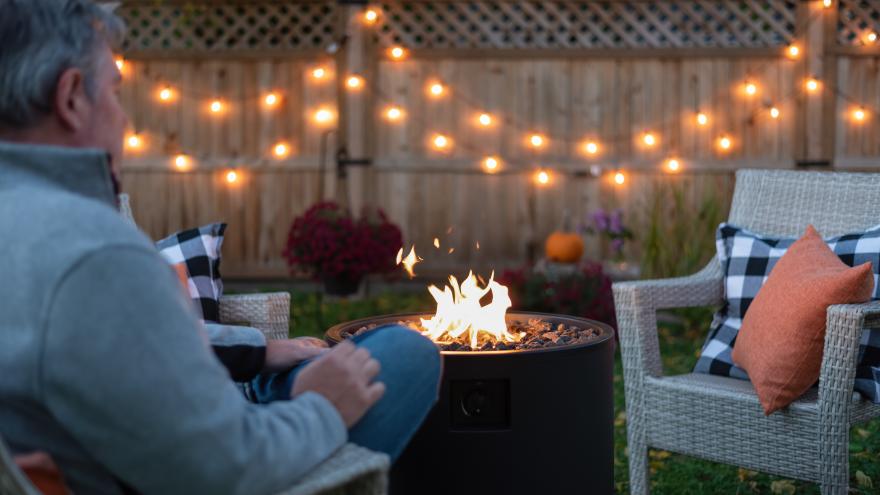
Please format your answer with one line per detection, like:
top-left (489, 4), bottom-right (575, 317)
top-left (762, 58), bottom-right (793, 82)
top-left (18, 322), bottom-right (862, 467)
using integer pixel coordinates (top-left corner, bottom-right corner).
top-left (838, 0), bottom-right (880, 46)
top-left (117, 1), bottom-right (338, 54)
top-left (374, 1), bottom-right (797, 50)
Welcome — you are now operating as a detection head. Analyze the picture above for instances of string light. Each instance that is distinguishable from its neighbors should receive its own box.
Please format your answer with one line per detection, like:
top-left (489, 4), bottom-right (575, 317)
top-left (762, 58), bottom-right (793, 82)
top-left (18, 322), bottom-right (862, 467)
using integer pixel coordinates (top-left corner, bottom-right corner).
top-left (866, 32), bottom-right (878, 44)
top-left (158, 86), bottom-right (176, 103)
top-left (482, 156), bottom-right (500, 173)
top-left (225, 170), bottom-right (239, 184)
top-left (743, 81), bottom-right (758, 96)
top-left (384, 105), bottom-right (404, 122)
top-left (584, 140), bottom-right (600, 155)
top-left (696, 112), bottom-right (709, 126)
top-left (613, 172), bottom-right (626, 186)
top-left (718, 135), bottom-right (733, 151)
top-left (823, 0), bottom-right (832, 8)
top-left (313, 107), bottom-right (335, 125)
top-left (428, 82), bottom-right (446, 98)
top-left (363, 8), bottom-right (379, 24)
top-left (210, 99), bottom-right (225, 114)
top-left (477, 112), bottom-right (493, 127)
top-left (346, 75), bottom-right (365, 91)
top-left (805, 77), bottom-right (821, 93)
top-left (787, 45), bottom-right (800, 59)
top-left (388, 46), bottom-right (407, 61)
top-left (115, 57), bottom-right (125, 71)
top-left (770, 106), bottom-right (781, 119)
top-left (642, 132), bottom-right (657, 147)
top-left (528, 133), bottom-right (546, 149)
top-left (264, 92), bottom-right (279, 107)
top-left (852, 107), bottom-right (868, 122)
top-left (535, 170), bottom-right (551, 185)
top-left (311, 67), bottom-right (328, 80)
top-left (665, 158), bottom-right (681, 173)
top-left (431, 133), bottom-right (451, 151)
top-left (273, 142), bottom-right (291, 158)
top-left (173, 154), bottom-right (191, 172)
top-left (125, 133), bottom-right (143, 151)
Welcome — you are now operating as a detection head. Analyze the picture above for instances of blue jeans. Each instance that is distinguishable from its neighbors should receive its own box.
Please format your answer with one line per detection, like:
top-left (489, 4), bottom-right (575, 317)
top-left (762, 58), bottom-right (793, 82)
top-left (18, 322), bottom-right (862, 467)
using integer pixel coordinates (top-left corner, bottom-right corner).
top-left (249, 326), bottom-right (442, 461)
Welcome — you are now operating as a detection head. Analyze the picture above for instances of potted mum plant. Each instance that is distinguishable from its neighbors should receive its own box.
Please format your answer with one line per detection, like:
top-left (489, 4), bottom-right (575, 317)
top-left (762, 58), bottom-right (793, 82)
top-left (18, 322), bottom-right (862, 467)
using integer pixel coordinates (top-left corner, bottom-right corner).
top-left (283, 202), bottom-right (403, 296)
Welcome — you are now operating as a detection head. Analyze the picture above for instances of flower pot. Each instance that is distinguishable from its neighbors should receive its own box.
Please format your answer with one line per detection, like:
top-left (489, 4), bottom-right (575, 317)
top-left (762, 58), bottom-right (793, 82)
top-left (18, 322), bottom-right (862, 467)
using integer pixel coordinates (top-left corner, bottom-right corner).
top-left (323, 275), bottom-right (362, 296)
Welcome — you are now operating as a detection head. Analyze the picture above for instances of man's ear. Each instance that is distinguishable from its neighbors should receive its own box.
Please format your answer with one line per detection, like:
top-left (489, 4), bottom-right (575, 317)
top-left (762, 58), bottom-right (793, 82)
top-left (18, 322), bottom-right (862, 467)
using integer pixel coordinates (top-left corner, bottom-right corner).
top-left (54, 67), bottom-right (90, 132)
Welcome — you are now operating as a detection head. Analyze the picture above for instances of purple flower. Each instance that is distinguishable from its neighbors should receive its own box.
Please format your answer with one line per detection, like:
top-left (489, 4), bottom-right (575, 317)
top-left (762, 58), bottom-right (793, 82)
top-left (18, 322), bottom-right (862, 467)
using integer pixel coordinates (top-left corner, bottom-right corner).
top-left (609, 209), bottom-right (624, 234)
top-left (611, 238), bottom-right (624, 253)
top-left (592, 209), bottom-right (610, 231)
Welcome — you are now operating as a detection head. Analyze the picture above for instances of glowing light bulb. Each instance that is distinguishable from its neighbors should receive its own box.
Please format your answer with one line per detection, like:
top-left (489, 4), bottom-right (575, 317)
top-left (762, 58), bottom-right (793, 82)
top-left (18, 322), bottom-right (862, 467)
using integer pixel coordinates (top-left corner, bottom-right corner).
top-left (173, 155), bottom-right (191, 171)
top-left (225, 171), bottom-right (239, 184)
top-left (314, 107), bottom-right (333, 124)
top-left (210, 100), bottom-right (224, 113)
top-left (429, 82), bottom-right (445, 97)
top-left (264, 93), bottom-right (279, 107)
top-left (346, 75), bottom-right (364, 90)
top-left (744, 81), bottom-right (758, 96)
top-left (643, 132), bottom-right (657, 147)
top-left (696, 112), bottom-right (709, 126)
top-left (718, 136), bottom-right (732, 150)
top-left (584, 141), bottom-right (599, 155)
top-left (666, 158), bottom-right (681, 172)
top-left (478, 113), bottom-right (493, 127)
top-left (868, 32), bottom-right (878, 43)
top-left (614, 172), bottom-right (626, 185)
top-left (158, 87), bottom-right (174, 102)
top-left (529, 134), bottom-right (545, 148)
top-left (823, 0), bottom-right (832, 8)
top-left (483, 156), bottom-right (499, 172)
top-left (125, 134), bottom-right (142, 150)
top-left (432, 134), bottom-right (450, 150)
top-left (389, 46), bottom-right (406, 60)
top-left (384, 106), bottom-right (403, 121)
top-left (805, 78), bottom-right (820, 92)
top-left (853, 107), bottom-right (867, 122)
top-left (536, 170), bottom-right (550, 185)
top-left (787, 45), bottom-right (800, 58)
top-left (770, 106), bottom-right (781, 119)
top-left (273, 142), bottom-right (291, 158)
top-left (312, 67), bottom-right (327, 80)
top-left (115, 57), bottom-right (124, 71)
top-left (363, 8), bottom-right (379, 24)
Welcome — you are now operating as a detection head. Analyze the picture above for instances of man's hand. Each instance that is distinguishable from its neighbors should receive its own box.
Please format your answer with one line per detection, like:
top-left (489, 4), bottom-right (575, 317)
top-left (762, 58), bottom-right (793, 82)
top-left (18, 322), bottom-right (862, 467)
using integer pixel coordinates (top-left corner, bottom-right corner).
top-left (291, 341), bottom-right (385, 427)
top-left (263, 337), bottom-right (329, 373)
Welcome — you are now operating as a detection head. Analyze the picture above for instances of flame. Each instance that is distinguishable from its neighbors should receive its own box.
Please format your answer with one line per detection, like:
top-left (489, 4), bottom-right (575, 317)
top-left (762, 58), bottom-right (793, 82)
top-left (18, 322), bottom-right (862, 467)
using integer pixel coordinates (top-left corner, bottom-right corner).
top-left (396, 246), bottom-right (422, 278)
top-left (420, 271), bottom-right (523, 349)
top-left (433, 238), bottom-right (440, 248)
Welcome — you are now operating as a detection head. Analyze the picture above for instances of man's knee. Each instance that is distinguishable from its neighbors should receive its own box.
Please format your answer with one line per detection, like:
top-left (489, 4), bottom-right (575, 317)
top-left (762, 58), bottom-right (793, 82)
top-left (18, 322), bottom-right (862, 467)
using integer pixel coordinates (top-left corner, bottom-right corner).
top-left (362, 325), bottom-right (442, 382)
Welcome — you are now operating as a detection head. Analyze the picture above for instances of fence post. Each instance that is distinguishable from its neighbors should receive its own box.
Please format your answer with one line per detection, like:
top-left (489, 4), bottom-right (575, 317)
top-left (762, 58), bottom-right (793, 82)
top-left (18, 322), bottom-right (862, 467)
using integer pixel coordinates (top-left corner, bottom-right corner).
top-left (335, 1), bottom-right (376, 213)
top-left (795, 0), bottom-right (838, 165)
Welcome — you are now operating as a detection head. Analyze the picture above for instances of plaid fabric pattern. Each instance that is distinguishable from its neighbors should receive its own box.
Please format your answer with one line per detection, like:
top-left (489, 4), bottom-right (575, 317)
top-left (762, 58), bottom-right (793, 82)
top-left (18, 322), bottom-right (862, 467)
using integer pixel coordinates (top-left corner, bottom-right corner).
top-left (694, 223), bottom-right (880, 403)
top-left (156, 223), bottom-right (227, 322)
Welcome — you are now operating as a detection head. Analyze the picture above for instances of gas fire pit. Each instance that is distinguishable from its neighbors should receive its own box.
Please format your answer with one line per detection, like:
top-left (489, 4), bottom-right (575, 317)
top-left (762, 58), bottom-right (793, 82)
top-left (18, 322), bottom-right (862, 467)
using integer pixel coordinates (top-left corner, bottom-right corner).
top-left (325, 270), bottom-right (615, 495)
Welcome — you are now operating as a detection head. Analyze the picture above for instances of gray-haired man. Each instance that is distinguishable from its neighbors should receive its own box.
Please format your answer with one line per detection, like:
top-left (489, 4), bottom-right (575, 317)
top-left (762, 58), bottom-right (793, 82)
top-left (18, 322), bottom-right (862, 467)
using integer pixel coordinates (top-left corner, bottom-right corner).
top-left (0, 1), bottom-right (440, 494)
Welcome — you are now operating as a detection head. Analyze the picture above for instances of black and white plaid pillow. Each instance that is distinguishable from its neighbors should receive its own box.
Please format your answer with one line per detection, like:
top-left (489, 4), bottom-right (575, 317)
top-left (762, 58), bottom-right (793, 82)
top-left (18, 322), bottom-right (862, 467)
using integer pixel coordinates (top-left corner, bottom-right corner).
top-left (694, 223), bottom-right (880, 403)
top-left (156, 223), bottom-right (227, 322)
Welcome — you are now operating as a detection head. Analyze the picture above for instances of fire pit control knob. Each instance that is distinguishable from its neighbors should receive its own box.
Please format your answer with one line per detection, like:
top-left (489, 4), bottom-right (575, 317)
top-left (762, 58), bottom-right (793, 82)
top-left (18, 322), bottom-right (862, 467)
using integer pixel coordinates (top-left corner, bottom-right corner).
top-left (461, 388), bottom-right (488, 417)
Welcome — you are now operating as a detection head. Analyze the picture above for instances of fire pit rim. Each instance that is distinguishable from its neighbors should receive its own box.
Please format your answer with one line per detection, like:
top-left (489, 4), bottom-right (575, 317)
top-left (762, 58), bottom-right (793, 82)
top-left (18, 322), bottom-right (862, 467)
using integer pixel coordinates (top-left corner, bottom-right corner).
top-left (324, 311), bottom-right (615, 356)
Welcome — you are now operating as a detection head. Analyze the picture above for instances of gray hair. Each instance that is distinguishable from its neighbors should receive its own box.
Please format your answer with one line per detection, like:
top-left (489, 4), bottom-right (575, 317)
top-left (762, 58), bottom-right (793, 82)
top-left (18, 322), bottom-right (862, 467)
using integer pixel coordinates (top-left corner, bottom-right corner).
top-left (0, 0), bottom-right (125, 130)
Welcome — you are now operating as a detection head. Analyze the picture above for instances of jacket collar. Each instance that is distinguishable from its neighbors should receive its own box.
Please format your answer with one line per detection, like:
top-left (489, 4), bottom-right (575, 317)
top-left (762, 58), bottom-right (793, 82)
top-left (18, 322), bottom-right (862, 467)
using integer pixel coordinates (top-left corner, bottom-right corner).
top-left (0, 140), bottom-right (118, 208)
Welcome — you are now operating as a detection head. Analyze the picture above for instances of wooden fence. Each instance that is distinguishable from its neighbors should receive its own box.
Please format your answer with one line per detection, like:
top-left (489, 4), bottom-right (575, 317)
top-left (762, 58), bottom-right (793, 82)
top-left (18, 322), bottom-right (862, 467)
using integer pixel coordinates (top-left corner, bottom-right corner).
top-left (116, 0), bottom-right (880, 278)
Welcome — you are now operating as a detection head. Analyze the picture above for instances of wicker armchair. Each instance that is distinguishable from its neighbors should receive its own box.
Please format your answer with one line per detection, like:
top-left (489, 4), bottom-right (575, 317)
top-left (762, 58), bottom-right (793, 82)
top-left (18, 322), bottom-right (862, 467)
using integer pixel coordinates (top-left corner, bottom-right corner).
top-left (117, 194), bottom-right (389, 495)
top-left (614, 170), bottom-right (880, 495)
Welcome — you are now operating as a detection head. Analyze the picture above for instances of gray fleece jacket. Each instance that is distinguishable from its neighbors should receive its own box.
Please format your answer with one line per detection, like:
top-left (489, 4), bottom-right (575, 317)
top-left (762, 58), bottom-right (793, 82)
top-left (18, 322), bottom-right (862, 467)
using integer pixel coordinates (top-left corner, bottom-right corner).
top-left (0, 141), bottom-right (346, 494)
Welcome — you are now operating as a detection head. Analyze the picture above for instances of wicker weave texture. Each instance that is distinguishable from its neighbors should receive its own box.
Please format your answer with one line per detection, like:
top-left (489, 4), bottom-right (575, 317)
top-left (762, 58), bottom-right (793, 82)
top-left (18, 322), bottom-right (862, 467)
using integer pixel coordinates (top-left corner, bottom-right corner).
top-left (219, 292), bottom-right (291, 340)
top-left (614, 169), bottom-right (880, 495)
top-left (275, 444), bottom-right (390, 495)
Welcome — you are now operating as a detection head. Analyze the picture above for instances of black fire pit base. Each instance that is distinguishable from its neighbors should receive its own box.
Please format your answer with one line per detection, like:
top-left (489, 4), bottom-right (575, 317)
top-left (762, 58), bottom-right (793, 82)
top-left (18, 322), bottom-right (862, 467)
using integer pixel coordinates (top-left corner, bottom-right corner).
top-left (326, 312), bottom-right (616, 495)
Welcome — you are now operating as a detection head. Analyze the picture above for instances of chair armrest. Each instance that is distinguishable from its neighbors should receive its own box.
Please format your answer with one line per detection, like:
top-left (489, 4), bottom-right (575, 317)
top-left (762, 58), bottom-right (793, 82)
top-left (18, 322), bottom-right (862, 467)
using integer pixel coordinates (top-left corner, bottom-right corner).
top-left (612, 259), bottom-right (724, 379)
top-left (819, 301), bottom-right (880, 411)
top-left (219, 292), bottom-right (290, 340)
top-left (275, 444), bottom-right (390, 495)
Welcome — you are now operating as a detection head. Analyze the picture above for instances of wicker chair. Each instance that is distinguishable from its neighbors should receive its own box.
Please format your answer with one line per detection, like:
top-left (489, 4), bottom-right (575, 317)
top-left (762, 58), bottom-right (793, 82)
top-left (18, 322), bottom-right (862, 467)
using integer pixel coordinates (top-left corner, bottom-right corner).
top-left (613, 169), bottom-right (880, 495)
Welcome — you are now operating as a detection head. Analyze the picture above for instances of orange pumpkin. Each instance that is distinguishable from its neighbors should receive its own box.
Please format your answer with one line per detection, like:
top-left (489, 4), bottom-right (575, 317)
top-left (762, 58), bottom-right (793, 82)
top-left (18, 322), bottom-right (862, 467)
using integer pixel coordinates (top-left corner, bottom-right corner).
top-left (545, 232), bottom-right (584, 263)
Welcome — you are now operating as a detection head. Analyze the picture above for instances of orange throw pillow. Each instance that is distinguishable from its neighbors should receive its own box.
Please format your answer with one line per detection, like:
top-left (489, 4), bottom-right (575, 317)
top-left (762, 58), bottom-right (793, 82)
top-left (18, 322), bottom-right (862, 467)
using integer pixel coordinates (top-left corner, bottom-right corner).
top-left (732, 225), bottom-right (874, 415)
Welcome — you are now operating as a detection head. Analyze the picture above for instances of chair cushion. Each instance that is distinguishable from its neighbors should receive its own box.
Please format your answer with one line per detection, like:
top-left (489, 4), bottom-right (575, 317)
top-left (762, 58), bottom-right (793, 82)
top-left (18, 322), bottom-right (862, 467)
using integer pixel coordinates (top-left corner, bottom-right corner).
top-left (731, 226), bottom-right (874, 414)
top-left (694, 222), bottom-right (880, 404)
top-left (156, 223), bottom-right (227, 322)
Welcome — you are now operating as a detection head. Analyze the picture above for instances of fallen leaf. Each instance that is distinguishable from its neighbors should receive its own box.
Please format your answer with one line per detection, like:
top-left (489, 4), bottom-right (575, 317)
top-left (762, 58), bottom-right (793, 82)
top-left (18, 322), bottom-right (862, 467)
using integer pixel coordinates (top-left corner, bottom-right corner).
top-left (855, 428), bottom-right (870, 439)
top-left (856, 470), bottom-right (874, 488)
top-left (770, 479), bottom-right (796, 495)
top-left (649, 450), bottom-right (671, 460)
top-left (738, 468), bottom-right (758, 482)
top-left (614, 412), bottom-right (626, 427)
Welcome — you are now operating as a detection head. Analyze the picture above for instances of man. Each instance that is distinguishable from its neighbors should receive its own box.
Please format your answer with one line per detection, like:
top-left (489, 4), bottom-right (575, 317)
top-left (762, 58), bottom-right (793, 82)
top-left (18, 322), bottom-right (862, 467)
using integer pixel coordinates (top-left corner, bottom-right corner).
top-left (0, 1), bottom-right (441, 494)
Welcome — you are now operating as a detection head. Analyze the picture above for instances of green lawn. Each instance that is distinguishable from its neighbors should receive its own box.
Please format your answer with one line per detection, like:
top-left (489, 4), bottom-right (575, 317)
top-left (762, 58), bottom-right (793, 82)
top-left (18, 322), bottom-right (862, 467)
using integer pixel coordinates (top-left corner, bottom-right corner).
top-left (286, 291), bottom-right (880, 494)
